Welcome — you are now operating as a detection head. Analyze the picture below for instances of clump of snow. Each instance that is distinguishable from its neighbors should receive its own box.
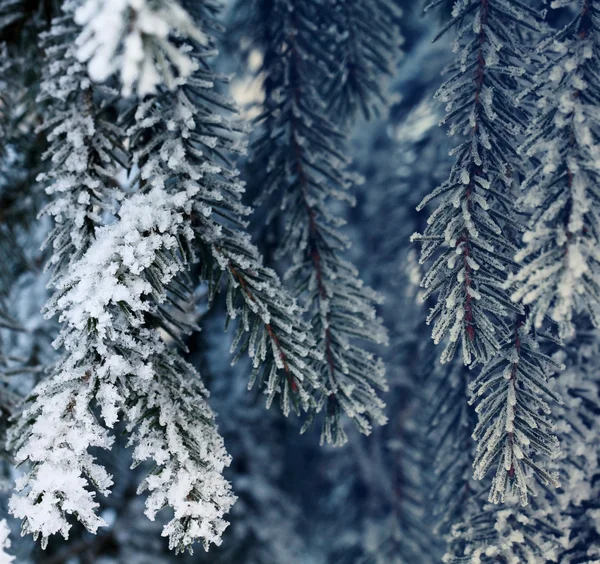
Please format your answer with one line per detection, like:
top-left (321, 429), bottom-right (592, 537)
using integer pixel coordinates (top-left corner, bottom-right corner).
top-left (74, 0), bottom-right (206, 96)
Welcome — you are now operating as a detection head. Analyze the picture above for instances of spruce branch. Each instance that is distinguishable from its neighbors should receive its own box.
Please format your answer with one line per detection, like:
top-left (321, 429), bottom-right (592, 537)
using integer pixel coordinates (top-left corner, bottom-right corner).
top-left (241, 0), bottom-right (389, 446)
top-left (415, 0), bottom-right (563, 508)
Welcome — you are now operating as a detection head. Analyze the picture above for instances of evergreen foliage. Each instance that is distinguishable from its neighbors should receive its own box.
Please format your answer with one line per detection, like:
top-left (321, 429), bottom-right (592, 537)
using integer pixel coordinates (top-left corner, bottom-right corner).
top-left (2, 0), bottom-right (600, 562)
top-left (74, 0), bottom-right (206, 96)
top-left (469, 321), bottom-right (563, 506)
top-left (241, 0), bottom-right (389, 446)
top-left (7, 0), bottom-right (320, 554)
top-left (412, 0), bottom-right (564, 508)
top-left (325, 0), bottom-right (404, 121)
top-left (510, 0), bottom-right (600, 338)
top-left (412, 0), bottom-right (542, 367)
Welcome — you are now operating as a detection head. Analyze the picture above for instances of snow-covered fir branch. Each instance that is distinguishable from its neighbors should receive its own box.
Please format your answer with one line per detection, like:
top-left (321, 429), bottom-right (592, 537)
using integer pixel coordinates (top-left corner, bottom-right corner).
top-left (427, 347), bottom-right (564, 563)
top-left (37, 6), bottom-right (125, 288)
top-left (244, 0), bottom-right (389, 446)
top-left (412, 0), bottom-right (542, 367)
top-left (412, 0), bottom-right (566, 506)
top-left (470, 319), bottom-right (563, 506)
top-left (7, 9), bottom-right (134, 546)
top-left (9, 187), bottom-right (235, 552)
top-left (302, 49), bottom-right (451, 561)
top-left (443, 494), bottom-right (565, 563)
top-left (509, 0), bottom-right (600, 338)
